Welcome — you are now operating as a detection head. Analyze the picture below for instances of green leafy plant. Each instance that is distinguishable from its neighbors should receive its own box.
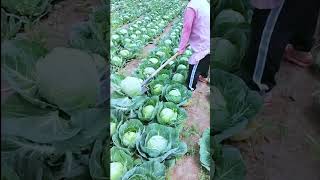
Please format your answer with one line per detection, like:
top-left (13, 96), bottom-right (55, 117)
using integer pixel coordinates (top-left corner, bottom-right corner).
top-left (136, 123), bottom-right (187, 162)
top-left (163, 83), bottom-right (192, 106)
top-left (157, 102), bottom-right (187, 127)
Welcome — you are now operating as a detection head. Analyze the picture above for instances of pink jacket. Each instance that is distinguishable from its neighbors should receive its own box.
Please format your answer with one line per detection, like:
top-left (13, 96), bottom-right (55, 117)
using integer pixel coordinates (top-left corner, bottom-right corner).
top-left (250, 0), bottom-right (283, 9)
top-left (178, 0), bottom-right (210, 65)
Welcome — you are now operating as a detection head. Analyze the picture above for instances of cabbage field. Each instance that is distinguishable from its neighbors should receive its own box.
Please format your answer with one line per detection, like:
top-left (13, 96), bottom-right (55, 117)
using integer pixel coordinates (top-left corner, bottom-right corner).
top-left (110, 0), bottom-right (211, 179)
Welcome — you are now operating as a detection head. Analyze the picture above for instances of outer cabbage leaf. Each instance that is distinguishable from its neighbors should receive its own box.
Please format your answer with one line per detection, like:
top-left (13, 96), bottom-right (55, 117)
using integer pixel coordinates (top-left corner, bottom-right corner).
top-left (112, 119), bottom-right (144, 152)
top-left (211, 69), bottom-right (263, 140)
top-left (199, 128), bottom-right (211, 171)
top-left (122, 160), bottom-right (166, 180)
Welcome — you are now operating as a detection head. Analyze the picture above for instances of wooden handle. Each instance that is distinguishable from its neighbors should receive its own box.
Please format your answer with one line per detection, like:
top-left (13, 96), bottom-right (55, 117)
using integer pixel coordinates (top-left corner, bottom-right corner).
top-left (142, 52), bottom-right (180, 86)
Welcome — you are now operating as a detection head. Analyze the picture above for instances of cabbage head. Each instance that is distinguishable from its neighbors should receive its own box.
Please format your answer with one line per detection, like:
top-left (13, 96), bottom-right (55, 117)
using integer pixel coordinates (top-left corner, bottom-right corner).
top-left (157, 102), bottom-right (187, 126)
top-left (177, 64), bottom-right (187, 71)
top-left (36, 47), bottom-right (100, 113)
top-left (138, 96), bottom-right (160, 122)
top-left (143, 105), bottom-right (155, 118)
top-left (147, 135), bottom-right (168, 154)
top-left (112, 119), bottom-right (144, 150)
top-left (120, 76), bottom-right (143, 97)
top-left (172, 73), bottom-right (185, 83)
top-left (153, 84), bottom-right (163, 95)
top-left (136, 123), bottom-right (187, 162)
top-left (143, 67), bottom-right (156, 76)
top-left (164, 84), bottom-right (192, 105)
top-left (111, 162), bottom-right (126, 180)
top-left (105, 147), bottom-right (135, 180)
top-left (149, 58), bottom-right (159, 64)
top-left (111, 56), bottom-right (123, 67)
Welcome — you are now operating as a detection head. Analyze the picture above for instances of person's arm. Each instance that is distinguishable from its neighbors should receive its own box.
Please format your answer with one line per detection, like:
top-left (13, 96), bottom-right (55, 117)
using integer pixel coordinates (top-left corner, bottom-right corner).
top-left (178, 7), bottom-right (196, 54)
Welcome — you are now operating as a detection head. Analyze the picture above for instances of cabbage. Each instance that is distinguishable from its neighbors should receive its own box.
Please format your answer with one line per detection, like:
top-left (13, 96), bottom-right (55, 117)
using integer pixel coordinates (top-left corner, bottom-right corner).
top-left (122, 131), bottom-right (138, 147)
top-left (153, 84), bottom-right (163, 95)
top-left (112, 34), bottom-right (120, 42)
top-left (136, 123), bottom-right (187, 161)
top-left (159, 108), bottom-right (177, 124)
top-left (36, 47), bottom-right (100, 112)
top-left (111, 162), bottom-right (126, 180)
top-left (180, 57), bottom-right (188, 61)
top-left (113, 119), bottom-right (143, 150)
top-left (138, 96), bottom-right (159, 122)
top-left (168, 89), bottom-right (181, 97)
top-left (172, 73), bottom-right (184, 83)
top-left (120, 76), bottom-right (143, 97)
top-left (156, 51), bottom-right (165, 57)
top-left (130, 34), bottom-right (137, 39)
top-left (164, 39), bottom-right (172, 46)
top-left (119, 29), bottom-right (128, 35)
top-left (147, 135), bottom-right (168, 153)
top-left (124, 38), bottom-right (131, 43)
top-left (177, 64), bottom-right (187, 71)
top-left (143, 67), bottom-right (156, 76)
top-left (164, 84), bottom-right (191, 105)
top-left (111, 56), bottom-right (123, 66)
top-left (120, 49), bottom-right (130, 58)
top-left (135, 30), bottom-right (141, 35)
top-left (143, 105), bottom-right (155, 118)
top-left (184, 50), bottom-right (192, 56)
top-left (141, 27), bottom-right (147, 32)
top-left (149, 58), bottom-right (159, 64)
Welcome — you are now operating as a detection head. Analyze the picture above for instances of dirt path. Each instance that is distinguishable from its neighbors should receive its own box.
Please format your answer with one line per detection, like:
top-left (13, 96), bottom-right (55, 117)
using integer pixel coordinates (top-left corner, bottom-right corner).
top-left (239, 61), bottom-right (320, 180)
top-left (169, 82), bottom-right (210, 180)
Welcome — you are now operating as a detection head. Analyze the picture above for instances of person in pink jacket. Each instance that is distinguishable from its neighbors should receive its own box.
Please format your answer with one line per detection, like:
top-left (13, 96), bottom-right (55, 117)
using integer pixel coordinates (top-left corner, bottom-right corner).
top-left (242, 0), bottom-right (320, 105)
top-left (178, 0), bottom-right (210, 91)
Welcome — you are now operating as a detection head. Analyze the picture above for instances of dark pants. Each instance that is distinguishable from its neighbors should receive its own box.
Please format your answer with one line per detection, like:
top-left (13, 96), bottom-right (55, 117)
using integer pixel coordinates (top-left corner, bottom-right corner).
top-left (186, 54), bottom-right (210, 91)
top-left (241, 0), bottom-right (320, 92)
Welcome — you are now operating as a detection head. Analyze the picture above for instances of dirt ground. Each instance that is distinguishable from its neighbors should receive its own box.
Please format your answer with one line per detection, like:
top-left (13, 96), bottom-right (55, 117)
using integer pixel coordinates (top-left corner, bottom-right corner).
top-left (238, 61), bottom-right (320, 180)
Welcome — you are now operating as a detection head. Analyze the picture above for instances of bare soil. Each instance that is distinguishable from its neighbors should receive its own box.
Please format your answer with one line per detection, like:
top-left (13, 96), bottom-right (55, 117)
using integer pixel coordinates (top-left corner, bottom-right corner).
top-left (29, 0), bottom-right (101, 49)
top-left (238, 61), bottom-right (320, 180)
top-left (170, 82), bottom-right (210, 180)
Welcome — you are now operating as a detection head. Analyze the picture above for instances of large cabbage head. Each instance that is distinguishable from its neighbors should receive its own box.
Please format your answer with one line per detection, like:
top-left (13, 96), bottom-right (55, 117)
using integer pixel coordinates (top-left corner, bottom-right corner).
top-left (147, 135), bottom-right (168, 156)
top-left (120, 76), bottom-right (143, 97)
top-left (159, 108), bottom-right (177, 124)
top-left (136, 123), bottom-right (187, 161)
top-left (110, 162), bottom-right (126, 180)
top-left (36, 47), bottom-right (100, 112)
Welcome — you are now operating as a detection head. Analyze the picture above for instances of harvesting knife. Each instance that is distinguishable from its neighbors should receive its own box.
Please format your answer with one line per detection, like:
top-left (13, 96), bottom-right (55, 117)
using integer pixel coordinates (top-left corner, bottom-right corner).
top-left (141, 52), bottom-right (180, 93)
